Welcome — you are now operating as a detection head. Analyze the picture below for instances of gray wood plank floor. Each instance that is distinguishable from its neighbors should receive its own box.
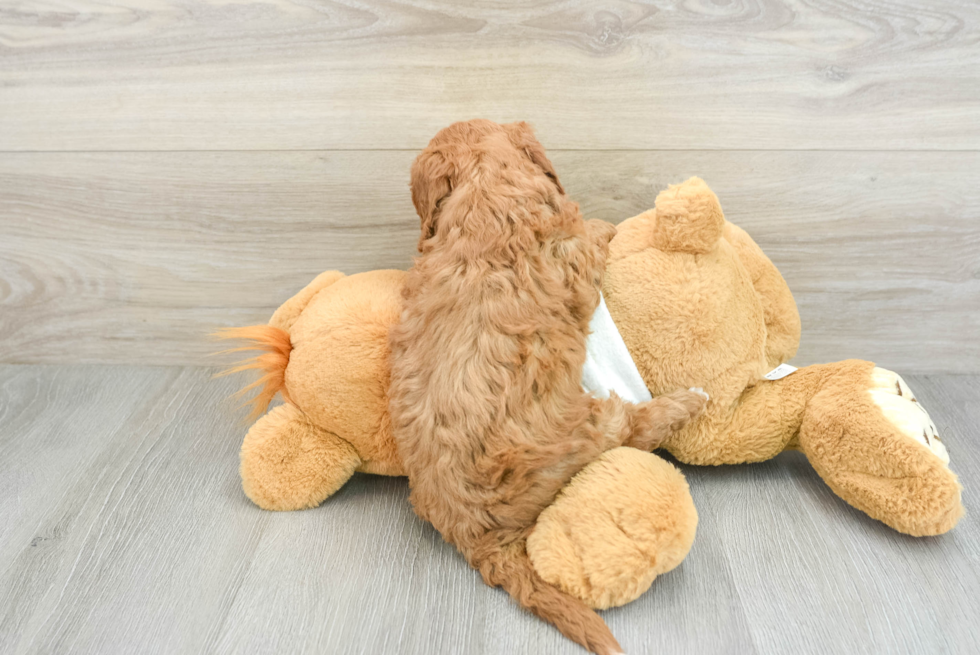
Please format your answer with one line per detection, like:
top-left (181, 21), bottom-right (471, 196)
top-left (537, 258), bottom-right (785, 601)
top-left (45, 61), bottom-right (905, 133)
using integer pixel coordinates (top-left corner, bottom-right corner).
top-left (1, 365), bottom-right (976, 654)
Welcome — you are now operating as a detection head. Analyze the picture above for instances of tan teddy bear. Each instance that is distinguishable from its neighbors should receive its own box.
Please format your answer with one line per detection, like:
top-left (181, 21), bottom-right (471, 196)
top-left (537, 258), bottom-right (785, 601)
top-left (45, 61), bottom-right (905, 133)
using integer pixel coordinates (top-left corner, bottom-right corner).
top-left (220, 177), bottom-right (962, 611)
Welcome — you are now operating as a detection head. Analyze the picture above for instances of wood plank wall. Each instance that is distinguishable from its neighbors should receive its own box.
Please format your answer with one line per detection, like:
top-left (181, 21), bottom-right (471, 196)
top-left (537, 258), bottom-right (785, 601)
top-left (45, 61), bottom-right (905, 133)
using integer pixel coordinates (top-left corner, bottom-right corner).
top-left (1, 0), bottom-right (979, 371)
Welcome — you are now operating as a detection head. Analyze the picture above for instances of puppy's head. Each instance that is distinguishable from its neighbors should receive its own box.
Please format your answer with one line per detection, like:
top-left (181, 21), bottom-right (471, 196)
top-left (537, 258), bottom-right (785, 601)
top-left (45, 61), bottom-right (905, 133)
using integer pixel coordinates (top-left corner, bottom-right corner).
top-left (410, 120), bottom-right (565, 250)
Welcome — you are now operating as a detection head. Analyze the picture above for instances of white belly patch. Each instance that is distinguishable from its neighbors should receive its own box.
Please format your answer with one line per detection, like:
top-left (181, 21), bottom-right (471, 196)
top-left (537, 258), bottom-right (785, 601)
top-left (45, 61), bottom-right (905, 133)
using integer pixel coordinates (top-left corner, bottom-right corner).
top-left (581, 294), bottom-right (654, 404)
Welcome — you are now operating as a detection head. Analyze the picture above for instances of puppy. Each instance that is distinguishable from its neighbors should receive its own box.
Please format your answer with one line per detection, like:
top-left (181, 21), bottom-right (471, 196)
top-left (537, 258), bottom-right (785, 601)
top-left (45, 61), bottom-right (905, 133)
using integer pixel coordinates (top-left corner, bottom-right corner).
top-left (389, 120), bottom-right (705, 655)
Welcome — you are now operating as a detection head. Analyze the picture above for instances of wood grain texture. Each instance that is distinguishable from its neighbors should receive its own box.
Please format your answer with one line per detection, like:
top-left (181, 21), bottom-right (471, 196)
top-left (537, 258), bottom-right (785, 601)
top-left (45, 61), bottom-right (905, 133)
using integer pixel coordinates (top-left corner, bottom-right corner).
top-left (2, 0), bottom-right (980, 151)
top-left (1, 365), bottom-right (977, 654)
top-left (2, 150), bottom-right (978, 371)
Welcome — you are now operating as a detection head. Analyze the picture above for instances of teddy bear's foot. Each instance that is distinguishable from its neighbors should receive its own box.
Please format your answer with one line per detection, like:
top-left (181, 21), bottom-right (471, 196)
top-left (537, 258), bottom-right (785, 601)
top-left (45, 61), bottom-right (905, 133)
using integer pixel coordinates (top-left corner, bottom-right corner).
top-left (240, 403), bottom-right (361, 511)
top-left (527, 448), bottom-right (697, 610)
top-left (798, 361), bottom-right (963, 536)
top-left (868, 367), bottom-right (949, 465)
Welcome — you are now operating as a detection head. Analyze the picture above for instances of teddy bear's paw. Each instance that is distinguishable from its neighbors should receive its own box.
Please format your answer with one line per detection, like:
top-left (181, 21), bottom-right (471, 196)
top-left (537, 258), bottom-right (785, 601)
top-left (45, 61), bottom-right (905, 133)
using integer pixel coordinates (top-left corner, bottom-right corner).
top-left (797, 361), bottom-right (963, 536)
top-left (868, 367), bottom-right (949, 466)
top-left (527, 448), bottom-right (697, 610)
top-left (240, 404), bottom-right (362, 511)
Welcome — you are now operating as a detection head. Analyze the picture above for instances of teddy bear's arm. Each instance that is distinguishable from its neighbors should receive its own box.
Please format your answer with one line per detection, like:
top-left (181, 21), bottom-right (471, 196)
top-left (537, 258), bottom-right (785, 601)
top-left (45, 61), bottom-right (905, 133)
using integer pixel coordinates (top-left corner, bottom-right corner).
top-left (723, 223), bottom-right (801, 368)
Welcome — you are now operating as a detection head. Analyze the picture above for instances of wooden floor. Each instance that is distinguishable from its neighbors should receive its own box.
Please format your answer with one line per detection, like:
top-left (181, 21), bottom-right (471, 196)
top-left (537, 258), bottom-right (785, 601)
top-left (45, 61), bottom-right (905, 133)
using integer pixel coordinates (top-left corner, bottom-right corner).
top-left (1, 364), bottom-right (977, 655)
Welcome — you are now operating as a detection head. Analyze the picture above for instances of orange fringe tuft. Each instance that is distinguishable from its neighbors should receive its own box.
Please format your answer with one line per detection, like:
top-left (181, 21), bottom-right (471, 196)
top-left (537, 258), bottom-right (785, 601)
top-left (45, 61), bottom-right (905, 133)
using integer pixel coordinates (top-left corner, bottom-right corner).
top-left (213, 325), bottom-right (293, 421)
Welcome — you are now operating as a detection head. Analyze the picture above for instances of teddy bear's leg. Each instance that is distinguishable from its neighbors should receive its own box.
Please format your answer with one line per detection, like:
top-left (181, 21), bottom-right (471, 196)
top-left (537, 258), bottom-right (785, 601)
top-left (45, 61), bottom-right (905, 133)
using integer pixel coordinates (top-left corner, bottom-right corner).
top-left (662, 364), bottom-right (825, 465)
top-left (240, 403), bottom-right (362, 511)
top-left (796, 360), bottom-right (963, 536)
top-left (527, 448), bottom-right (698, 610)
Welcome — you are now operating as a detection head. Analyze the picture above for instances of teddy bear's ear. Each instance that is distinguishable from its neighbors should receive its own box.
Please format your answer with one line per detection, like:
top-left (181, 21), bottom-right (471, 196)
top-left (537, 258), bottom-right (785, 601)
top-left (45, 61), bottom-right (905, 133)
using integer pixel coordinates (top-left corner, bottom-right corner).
top-left (410, 149), bottom-right (454, 252)
top-left (651, 177), bottom-right (725, 254)
top-left (505, 121), bottom-right (565, 195)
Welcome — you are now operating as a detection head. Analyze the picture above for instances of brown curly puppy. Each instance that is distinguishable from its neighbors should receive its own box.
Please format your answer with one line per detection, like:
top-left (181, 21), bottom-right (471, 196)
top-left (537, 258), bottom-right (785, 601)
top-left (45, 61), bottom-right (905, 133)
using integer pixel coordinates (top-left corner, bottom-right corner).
top-left (389, 120), bottom-right (705, 655)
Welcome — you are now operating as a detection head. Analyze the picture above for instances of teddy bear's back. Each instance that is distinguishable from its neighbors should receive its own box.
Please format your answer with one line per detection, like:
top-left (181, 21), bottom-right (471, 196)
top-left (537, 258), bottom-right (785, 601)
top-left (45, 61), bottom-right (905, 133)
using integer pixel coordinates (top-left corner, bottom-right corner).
top-left (285, 269), bottom-right (407, 476)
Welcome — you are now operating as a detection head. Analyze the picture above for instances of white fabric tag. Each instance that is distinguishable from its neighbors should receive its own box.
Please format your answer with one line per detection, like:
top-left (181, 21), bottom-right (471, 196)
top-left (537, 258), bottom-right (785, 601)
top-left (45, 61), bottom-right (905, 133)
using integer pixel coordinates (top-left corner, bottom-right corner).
top-left (764, 363), bottom-right (798, 380)
top-left (581, 295), bottom-right (653, 404)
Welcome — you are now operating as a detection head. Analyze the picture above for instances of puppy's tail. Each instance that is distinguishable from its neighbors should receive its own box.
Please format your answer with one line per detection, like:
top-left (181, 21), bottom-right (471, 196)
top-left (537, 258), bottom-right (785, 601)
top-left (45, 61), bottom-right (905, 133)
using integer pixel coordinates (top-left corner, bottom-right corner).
top-left (480, 544), bottom-right (623, 655)
top-left (213, 325), bottom-right (293, 421)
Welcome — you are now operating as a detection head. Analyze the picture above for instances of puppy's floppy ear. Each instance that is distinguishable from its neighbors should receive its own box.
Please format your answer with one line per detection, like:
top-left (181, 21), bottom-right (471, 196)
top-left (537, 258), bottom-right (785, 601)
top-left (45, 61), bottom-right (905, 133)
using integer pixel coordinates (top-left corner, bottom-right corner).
top-left (410, 149), bottom-right (453, 251)
top-left (506, 121), bottom-right (564, 195)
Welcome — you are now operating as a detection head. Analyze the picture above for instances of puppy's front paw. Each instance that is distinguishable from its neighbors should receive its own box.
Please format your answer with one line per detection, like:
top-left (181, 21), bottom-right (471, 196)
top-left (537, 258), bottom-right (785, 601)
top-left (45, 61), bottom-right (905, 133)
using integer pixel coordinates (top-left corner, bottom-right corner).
top-left (631, 388), bottom-right (707, 451)
top-left (689, 387), bottom-right (709, 401)
top-left (663, 388), bottom-right (708, 430)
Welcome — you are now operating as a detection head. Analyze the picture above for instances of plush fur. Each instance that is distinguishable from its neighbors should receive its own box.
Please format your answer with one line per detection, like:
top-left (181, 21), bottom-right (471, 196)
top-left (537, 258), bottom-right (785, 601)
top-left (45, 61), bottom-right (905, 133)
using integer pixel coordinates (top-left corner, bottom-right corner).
top-left (221, 269), bottom-right (407, 511)
top-left (527, 447), bottom-right (698, 609)
top-left (220, 171), bottom-right (963, 652)
top-left (387, 120), bottom-right (705, 655)
top-left (603, 178), bottom-right (962, 535)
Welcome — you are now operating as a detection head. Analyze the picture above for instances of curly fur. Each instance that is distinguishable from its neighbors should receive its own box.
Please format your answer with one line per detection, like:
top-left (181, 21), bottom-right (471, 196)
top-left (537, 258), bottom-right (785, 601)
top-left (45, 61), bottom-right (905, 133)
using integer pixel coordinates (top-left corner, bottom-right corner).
top-left (389, 120), bottom-right (706, 655)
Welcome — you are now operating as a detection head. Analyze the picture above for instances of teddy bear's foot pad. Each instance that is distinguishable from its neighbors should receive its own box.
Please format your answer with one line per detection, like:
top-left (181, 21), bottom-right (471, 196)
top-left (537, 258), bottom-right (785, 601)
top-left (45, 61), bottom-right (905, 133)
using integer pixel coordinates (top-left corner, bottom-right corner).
top-left (869, 367), bottom-right (949, 465)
